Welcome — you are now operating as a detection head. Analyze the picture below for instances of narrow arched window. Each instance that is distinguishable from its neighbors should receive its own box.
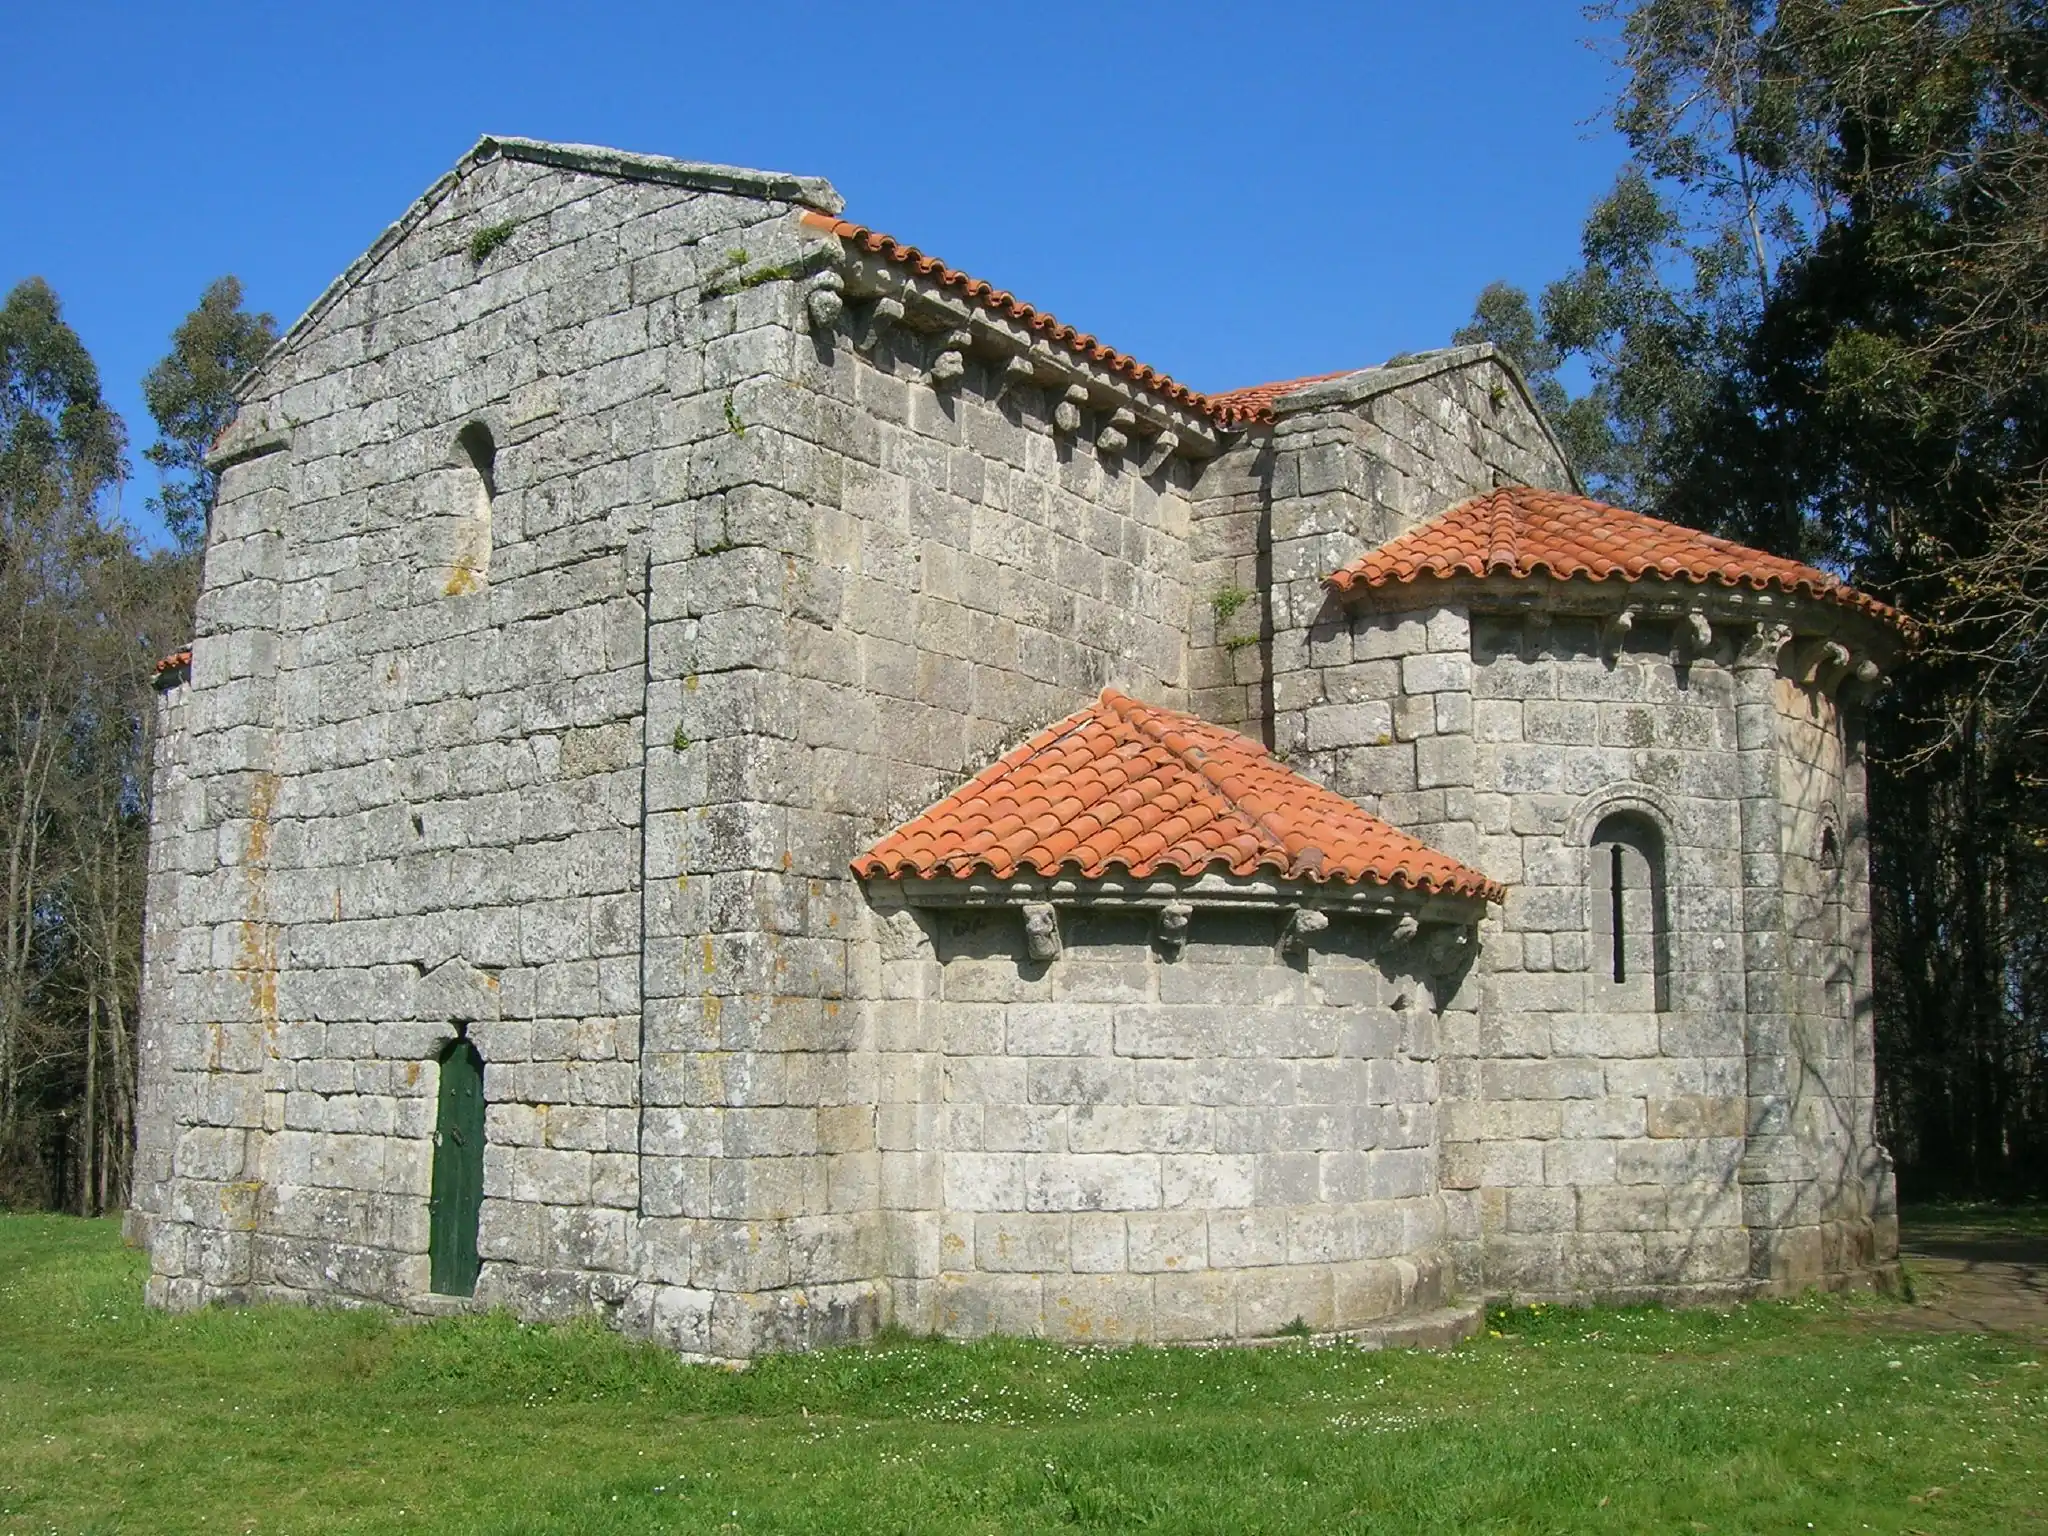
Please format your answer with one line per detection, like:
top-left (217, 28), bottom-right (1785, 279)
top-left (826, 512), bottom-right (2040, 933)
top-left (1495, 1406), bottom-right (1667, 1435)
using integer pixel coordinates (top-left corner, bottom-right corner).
top-left (446, 422), bottom-right (495, 595)
top-left (1591, 810), bottom-right (1669, 1011)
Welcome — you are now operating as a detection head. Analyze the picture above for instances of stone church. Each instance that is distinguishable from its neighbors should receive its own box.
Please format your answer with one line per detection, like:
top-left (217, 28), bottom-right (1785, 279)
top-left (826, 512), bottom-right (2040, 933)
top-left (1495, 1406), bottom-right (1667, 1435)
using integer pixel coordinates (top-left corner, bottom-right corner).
top-left (128, 136), bottom-right (1906, 1359)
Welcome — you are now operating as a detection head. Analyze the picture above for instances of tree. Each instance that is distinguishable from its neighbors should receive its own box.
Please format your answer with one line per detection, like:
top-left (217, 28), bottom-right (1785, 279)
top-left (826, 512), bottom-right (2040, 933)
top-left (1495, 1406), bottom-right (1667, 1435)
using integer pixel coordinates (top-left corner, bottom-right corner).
top-left (0, 278), bottom-right (199, 1211)
top-left (141, 277), bottom-right (275, 551)
top-left (1480, 0), bottom-right (2048, 1194)
top-left (0, 278), bottom-right (128, 1203)
top-left (1452, 273), bottom-right (1639, 494)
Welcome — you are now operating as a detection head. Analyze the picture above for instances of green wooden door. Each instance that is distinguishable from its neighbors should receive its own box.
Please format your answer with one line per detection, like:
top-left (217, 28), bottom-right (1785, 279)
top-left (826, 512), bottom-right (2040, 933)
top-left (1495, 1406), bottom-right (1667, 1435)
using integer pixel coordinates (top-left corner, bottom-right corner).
top-left (429, 1040), bottom-right (485, 1296)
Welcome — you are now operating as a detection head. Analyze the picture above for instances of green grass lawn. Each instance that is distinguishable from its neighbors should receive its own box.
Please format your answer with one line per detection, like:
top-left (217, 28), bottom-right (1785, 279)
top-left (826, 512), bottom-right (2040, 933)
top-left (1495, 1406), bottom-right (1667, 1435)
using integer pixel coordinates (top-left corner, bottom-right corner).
top-left (2, 1216), bottom-right (2043, 1534)
top-left (1900, 1199), bottom-right (2048, 1242)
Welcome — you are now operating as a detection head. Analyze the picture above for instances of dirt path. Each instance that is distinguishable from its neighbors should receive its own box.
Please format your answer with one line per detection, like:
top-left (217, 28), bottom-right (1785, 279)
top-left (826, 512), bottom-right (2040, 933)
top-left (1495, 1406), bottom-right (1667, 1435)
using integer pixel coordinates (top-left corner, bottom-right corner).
top-left (1890, 1215), bottom-right (2048, 1335)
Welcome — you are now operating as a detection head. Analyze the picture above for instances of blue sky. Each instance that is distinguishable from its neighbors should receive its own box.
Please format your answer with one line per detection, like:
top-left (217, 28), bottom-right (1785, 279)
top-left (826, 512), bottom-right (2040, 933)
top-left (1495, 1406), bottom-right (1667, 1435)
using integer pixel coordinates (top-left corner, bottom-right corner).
top-left (3, 2), bottom-right (1627, 541)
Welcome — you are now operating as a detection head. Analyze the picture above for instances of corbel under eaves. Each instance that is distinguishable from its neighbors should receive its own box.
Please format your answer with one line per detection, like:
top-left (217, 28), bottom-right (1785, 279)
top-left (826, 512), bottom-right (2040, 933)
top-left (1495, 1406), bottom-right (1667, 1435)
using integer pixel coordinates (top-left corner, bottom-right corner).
top-left (1153, 901), bottom-right (1193, 958)
top-left (1419, 922), bottom-right (1476, 977)
top-left (1737, 620), bottom-right (1796, 672)
top-left (1377, 912), bottom-right (1477, 977)
top-left (927, 329), bottom-right (974, 389)
top-left (1054, 384), bottom-right (1089, 436)
top-left (1278, 906), bottom-right (1329, 959)
top-left (1785, 634), bottom-right (1852, 690)
top-left (1141, 430), bottom-right (1181, 477)
top-left (859, 296), bottom-right (905, 350)
top-left (1097, 407), bottom-right (1136, 457)
top-left (803, 269), bottom-right (846, 331)
top-left (994, 352), bottom-right (1040, 404)
top-left (1681, 609), bottom-right (1715, 656)
top-left (1599, 605), bottom-right (1639, 662)
top-left (834, 252), bottom-right (1219, 455)
top-left (1021, 902), bottom-right (1062, 961)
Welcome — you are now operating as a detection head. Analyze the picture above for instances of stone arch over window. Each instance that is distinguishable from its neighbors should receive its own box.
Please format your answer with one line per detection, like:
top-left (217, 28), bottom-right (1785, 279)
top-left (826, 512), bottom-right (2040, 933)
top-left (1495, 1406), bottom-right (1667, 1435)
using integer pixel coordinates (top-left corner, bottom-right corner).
top-left (1589, 810), bottom-right (1670, 1011)
top-left (445, 421), bottom-right (495, 596)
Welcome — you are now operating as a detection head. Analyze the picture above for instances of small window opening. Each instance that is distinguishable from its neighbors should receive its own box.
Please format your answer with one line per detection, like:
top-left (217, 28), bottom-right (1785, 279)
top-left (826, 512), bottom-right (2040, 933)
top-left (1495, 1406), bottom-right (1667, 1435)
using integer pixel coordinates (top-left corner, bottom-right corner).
top-left (1610, 843), bottom-right (1627, 983)
top-left (1819, 823), bottom-right (1841, 872)
top-left (1592, 810), bottom-right (1669, 1010)
top-left (446, 422), bottom-right (495, 596)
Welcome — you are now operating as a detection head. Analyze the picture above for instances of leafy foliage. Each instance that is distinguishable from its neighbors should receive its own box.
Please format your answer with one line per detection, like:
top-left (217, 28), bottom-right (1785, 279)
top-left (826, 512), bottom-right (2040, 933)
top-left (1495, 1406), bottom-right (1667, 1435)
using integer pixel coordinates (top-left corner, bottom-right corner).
top-left (140, 276), bottom-right (276, 550)
top-left (467, 219), bottom-right (518, 267)
top-left (0, 279), bottom-right (194, 1211)
top-left (1456, 0), bottom-right (2048, 1194)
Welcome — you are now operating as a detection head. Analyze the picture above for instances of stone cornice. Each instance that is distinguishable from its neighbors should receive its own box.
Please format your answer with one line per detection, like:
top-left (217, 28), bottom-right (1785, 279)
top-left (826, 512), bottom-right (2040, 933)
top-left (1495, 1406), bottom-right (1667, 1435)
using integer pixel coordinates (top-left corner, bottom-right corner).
top-left (860, 868), bottom-right (1487, 924)
top-left (807, 232), bottom-right (1222, 459)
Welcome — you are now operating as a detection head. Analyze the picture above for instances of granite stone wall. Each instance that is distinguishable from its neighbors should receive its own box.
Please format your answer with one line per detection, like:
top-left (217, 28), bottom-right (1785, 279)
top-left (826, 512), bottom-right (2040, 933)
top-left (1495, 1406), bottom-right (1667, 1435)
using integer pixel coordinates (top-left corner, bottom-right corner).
top-left (631, 263), bottom-right (1212, 1354)
top-left (1294, 597), bottom-right (1894, 1301)
top-left (131, 146), bottom-right (823, 1326)
top-left (133, 140), bottom-right (1899, 1356)
top-left (870, 903), bottom-right (1458, 1343)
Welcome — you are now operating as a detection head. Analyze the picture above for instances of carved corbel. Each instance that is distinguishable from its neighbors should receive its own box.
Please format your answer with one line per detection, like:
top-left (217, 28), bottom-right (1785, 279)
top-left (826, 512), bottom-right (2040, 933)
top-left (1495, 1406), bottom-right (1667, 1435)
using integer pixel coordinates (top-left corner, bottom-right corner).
top-left (1841, 656), bottom-right (1886, 704)
top-left (1812, 639), bottom-right (1854, 694)
top-left (1097, 407), bottom-right (1135, 457)
top-left (803, 270), bottom-right (845, 331)
top-left (1738, 621), bottom-right (1795, 673)
top-left (1600, 605), bottom-right (1638, 662)
top-left (1153, 901), bottom-right (1193, 958)
top-left (993, 353), bottom-right (1039, 404)
top-left (1278, 906), bottom-right (1329, 959)
top-left (1021, 902), bottom-right (1062, 962)
top-left (1683, 609), bottom-right (1715, 655)
top-left (860, 296), bottom-right (905, 350)
top-left (1419, 922), bottom-right (1476, 977)
top-left (1053, 384), bottom-right (1089, 435)
top-left (1784, 635), bottom-right (1851, 690)
top-left (1140, 430), bottom-right (1180, 476)
top-left (927, 328), bottom-right (973, 388)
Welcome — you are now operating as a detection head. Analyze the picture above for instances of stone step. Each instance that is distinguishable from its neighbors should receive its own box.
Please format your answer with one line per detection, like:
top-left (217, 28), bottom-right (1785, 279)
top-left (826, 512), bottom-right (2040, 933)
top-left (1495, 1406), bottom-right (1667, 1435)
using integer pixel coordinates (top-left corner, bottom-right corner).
top-left (1332, 1301), bottom-right (1485, 1351)
top-left (1213, 1300), bottom-right (1486, 1353)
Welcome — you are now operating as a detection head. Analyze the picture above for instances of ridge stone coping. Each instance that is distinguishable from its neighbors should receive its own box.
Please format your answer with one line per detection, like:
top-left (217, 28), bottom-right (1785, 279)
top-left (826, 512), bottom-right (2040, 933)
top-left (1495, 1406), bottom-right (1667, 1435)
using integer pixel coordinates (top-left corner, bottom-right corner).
top-left (220, 134), bottom-right (842, 423)
top-left (477, 136), bottom-right (843, 214)
top-left (1262, 343), bottom-right (1584, 493)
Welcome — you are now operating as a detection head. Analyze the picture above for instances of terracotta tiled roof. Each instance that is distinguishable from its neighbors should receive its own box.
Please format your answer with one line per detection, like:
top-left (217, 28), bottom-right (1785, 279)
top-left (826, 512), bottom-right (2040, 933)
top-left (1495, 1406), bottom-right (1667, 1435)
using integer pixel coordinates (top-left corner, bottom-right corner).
top-left (1325, 486), bottom-right (1912, 632)
top-left (152, 648), bottom-right (192, 687)
top-left (802, 213), bottom-right (1363, 430)
top-left (1205, 370), bottom-right (1361, 424)
top-left (802, 211), bottom-right (1229, 421)
top-left (853, 689), bottom-right (1502, 901)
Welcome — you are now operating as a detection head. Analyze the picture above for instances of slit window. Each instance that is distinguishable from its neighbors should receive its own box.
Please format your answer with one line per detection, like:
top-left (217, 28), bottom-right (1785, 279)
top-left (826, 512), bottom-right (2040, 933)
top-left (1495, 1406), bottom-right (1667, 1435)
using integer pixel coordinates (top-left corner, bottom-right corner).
top-left (1591, 810), bottom-right (1669, 1010)
top-left (446, 422), bottom-right (495, 595)
top-left (1610, 842), bottom-right (1626, 982)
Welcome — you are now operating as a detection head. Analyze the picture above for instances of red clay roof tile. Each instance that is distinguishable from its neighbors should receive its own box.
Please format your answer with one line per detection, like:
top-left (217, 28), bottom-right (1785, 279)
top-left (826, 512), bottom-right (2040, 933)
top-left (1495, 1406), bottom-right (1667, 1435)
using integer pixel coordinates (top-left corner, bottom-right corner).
top-left (801, 211), bottom-right (1228, 421)
top-left (853, 689), bottom-right (1502, 902)
top-left (1325, 486), bottom-right (1912, 632)
top-left (801, 212), bottom-right (1361, 430)
top-left (1205, 370), bottom-right (1361, 424)
top-left (152, 648), bottom-right (192, 688)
